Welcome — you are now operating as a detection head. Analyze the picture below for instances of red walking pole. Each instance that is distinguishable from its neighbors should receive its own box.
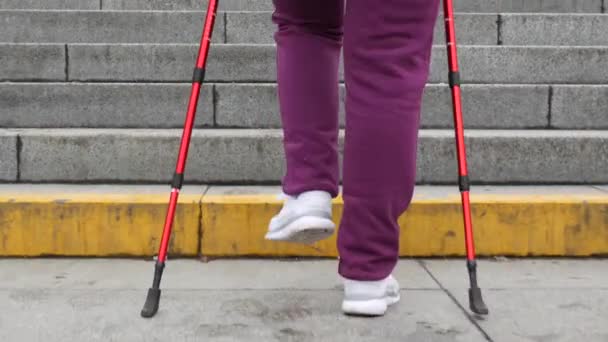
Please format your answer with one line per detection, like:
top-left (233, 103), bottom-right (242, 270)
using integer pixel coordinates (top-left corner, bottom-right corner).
top-left (141, 0), bottom-right (220, 318)
top-left (443, 0), bottom-right (489, 315)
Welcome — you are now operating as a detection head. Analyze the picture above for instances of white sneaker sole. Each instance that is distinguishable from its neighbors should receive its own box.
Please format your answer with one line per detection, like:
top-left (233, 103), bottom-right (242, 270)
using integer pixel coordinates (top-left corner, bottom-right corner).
top-left (342, 293), bottom-right (401, 316)
top-left (265, 216), bottom-right (335, 245)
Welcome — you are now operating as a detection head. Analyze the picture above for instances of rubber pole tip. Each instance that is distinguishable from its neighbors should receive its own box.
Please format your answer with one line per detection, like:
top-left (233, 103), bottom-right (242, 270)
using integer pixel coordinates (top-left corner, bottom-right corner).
top-left (469, 287), bottom-right (489, 315)
top-left (141, 288), bottom-right (161, 318)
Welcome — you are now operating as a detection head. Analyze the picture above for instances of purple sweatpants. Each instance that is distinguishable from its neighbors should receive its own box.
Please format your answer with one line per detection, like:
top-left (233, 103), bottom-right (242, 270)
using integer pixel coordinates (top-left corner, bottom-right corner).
top-left (273, 0), bottom-right (440, 280)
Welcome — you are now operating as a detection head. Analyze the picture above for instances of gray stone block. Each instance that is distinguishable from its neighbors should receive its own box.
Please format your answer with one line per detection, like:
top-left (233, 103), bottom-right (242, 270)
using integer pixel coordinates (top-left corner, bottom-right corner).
top-left (226, 12), bottom-right (497, 45)
top-left (495, 0), bottom-right (602, 12)
top-left (102, 0), bottom-right (272, 10)
top-left (215, 0), bottom-right (273, 11)
top-left (429, 46), bottom-right (608, 84)
top-left (417, 130), bottom-right (608, 184)
top-left (551, 86), bottom-right (608, 129)
top-left (433, 14), bottom-right (498, 45)
top-left (100, 0), bottom-right (601, 12)
top-left (0, 132), bottom-right (17, 181)
top-left (456, 0), bottom-right (602, 12)
top-left (215, 84), bottom-right (346, 128)
top-left (19, 129), bottom-right (180, 182)
top-left (0, 44), bottom-right (65, 81)
top-left (5, 83), bottom-right (547, 130)
top-left (68, 44), bottom-right (608, 84)
top-left (225, 12), bottom-right (274, 44)
top-left (188, 130), bottom-right (286, 183)
top-left (68, 44), bottom-right (193, 82)
top-left (68, 44), bottom-right (276, 82)
top-left (453, 0), bottom-right (500, 12)
top-left (215, 84), bottom-right (280, 128)
top-left (18, 129), bottom-right (285, 183)
top-left (0, 83), bottom-right (213, 128)
top-left (422, 84), bottom-right (549, 128)
top-left (215, 84), bottom-right (549, 129)
top-left (0, 11), bottom-right (225, 44)
top-left (205, 45), bottom-right (273, 82)
top-left (502, 14), bottom-right (608, 46)
top-left (18, 129), bottom-right (608, 183)
top-left (0, 0), bottom-right (98, 9)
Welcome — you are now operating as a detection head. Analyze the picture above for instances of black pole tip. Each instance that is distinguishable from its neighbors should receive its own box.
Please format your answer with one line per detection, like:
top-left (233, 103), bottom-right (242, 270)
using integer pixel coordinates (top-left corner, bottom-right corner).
top-left (468, 287), bottom-right (489, 315)
top-left (141, 288), bottom-right (161, 318)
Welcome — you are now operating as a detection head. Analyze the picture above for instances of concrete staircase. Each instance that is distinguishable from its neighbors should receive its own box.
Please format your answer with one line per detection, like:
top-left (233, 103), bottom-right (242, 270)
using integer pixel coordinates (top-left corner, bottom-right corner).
top-left (1, 0), bottom-right (607, 185)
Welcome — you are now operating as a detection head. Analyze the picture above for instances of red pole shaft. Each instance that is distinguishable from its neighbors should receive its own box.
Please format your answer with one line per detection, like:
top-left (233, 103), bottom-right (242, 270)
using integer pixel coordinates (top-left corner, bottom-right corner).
top-left (443, 0), bottom-right (476, 261)
top-left (158, 190), bottom-right (179, 261)
top-left (157, 0), bottom-right (218, 263)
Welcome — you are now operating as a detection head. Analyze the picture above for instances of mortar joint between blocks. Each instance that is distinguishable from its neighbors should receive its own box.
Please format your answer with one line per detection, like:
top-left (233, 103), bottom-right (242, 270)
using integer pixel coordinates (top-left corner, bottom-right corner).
top-left (64, 44), bottom-right (69, 81)
top-left (223, 12), bottom-right (228, 43)
top-left (16, 135), bottom-right (22, 182)
top-left (496, 14), bottom-right (503, 46)
top-left (212, 84), bottom-right (218, 127)
top-left (547, 86), bottom-right (554, 128)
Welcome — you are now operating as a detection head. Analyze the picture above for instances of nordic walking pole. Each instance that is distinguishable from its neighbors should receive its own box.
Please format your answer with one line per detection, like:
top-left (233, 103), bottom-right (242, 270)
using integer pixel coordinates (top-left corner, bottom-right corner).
top-left (442, 0), bottom-right (489, 315)
top-left (141, 0), bottom-right (220, 318)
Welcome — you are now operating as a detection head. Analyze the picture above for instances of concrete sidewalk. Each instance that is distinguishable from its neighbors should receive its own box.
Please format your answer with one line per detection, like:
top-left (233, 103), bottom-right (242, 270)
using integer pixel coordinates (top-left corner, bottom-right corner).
top-left (1, 259), bottom-right (607, 341)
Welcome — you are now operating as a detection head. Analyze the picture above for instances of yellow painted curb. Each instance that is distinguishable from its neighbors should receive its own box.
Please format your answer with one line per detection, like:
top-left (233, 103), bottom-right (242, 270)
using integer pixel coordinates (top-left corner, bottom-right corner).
top-left (201, 194), bottom-right (608, 257)
top-left (0, 192), bottom-right (201, 257)
top-left (1, 189), bottom-right (607, 257)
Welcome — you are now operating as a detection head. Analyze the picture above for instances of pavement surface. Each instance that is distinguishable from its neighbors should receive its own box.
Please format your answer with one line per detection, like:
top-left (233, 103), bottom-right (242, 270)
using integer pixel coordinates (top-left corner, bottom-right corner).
top-left (1, 258), bottom-right (607, 341)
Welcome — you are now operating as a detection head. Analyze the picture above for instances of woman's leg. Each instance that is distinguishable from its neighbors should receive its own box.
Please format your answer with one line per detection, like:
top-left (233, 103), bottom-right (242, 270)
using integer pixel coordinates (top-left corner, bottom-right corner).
top-left (273, 0), bottom-right (344, 198)
top-left (338, 0), bottom-right (440, 281)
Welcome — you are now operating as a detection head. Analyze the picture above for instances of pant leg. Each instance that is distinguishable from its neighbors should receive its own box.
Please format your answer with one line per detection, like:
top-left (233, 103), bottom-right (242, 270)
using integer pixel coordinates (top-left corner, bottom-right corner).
top-left (272, 0), bottom-right (344, 198)
top-left (338, 0), bottom-right (440, 280)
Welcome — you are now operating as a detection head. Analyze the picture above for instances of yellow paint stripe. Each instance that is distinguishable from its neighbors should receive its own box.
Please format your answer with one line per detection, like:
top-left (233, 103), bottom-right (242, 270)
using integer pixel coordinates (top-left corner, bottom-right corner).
top-left (0, 193), bottom-right (201, 204)
top-left (201, 193), bottom-right (608, 257)
top-left (202, 193), bottom-right (608, 204)
top-left (1, 191), bottom-right (607, 257)
top-left (0, 193), bottom-right (201, 257)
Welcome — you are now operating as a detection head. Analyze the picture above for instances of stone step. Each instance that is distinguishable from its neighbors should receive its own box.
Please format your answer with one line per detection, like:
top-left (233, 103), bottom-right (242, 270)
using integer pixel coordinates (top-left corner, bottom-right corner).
top-left (0, 11), bottom-right (492, 45)
top-left (3, 44), bottom-right (607, 84)
top-left (105, 0), bottom-right (272, 11)
top-left (206, 12), bottom-right (608, 46)
top-left (1, 0), bottom-right (603, 12)
top-left (501, 14), bottom-right (608, 46)
top-left (0, 10), bottom-right (228, 44)
top-left (3, 83), bottom-right (607, 129)
top-left (1, 129), bottom-right (606, 183)
top-left (0, 0), bottom-right (99, 10)
top-left (3, 11), bottom-right (608, 46)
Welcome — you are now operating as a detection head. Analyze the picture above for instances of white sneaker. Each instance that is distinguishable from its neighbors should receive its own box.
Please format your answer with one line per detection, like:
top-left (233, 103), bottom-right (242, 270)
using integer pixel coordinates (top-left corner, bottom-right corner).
top-left (342, 275), bottom-right (400, 316)
top-left (265, 191), bottom-right (335, 245)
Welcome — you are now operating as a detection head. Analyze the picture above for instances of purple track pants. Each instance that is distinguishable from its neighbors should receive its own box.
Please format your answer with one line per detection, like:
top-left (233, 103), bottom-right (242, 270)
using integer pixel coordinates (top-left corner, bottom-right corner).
top-left (273, 0), bottom-right (440, 280)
